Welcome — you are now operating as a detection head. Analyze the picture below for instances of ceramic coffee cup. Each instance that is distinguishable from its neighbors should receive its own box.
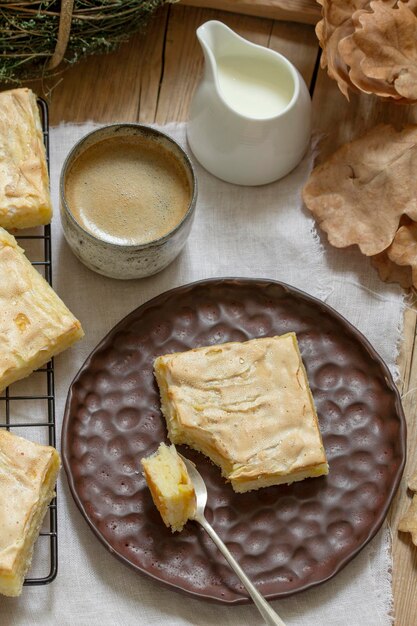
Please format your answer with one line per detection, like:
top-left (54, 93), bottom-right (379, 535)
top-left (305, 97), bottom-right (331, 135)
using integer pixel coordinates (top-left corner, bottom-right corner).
top-left (60, 124), bottom-right (197, 279)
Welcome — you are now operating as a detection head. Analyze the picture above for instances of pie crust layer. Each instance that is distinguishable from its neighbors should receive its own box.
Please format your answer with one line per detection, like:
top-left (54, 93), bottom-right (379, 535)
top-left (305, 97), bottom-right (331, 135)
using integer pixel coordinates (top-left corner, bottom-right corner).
top-left (0, 227), bottom-right (84, 392)
top-left (0, 429), bottom-right (60, 596)
top-left (0, 88), bottom-right (52, 229)
top-left (141, 443), bottom-right (195, 532)
top-left (154, 333), bottom-right (328, 492)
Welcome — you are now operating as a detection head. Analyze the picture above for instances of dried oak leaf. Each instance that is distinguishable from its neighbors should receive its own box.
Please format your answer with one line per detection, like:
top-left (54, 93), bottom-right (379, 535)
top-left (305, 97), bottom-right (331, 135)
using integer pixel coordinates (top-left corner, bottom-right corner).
top-left (340, 2), bottom-right (417, 100)
top-left (371, 215), bottom-right (415, 286)
top-left (399, 494), bottom-right (417, 545)
top-left (386, 222), bottom-right (417, 287)
top-left (317, 1), bottom-right (417, 102)
top-left (338, 4), bottom-right (400, 100)
top-left (370, 251), bottom-right (413, 288)
top-left (303, 124), bottom-right (417, 256)
top-left (316, 0), bottom-right (364, 98)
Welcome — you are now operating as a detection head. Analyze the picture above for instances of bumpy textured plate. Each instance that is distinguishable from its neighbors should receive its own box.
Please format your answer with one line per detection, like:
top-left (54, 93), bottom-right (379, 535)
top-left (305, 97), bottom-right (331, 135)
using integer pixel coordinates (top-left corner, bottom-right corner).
top-left (62, 278), bottom-right (406, 603)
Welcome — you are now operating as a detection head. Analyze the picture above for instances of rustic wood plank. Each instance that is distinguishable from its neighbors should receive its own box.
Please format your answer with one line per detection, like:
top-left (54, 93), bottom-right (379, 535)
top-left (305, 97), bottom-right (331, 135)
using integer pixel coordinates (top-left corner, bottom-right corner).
top-left (155, 5), bottom-right (274, 124)
top-left (268, 20), bottom-right (318, 87)
top-left (391, 296), bottom-right (417, 626)
top-left (391, 303), bottom-right (417, 626)
top-left (179, 0), bottom-right (321, 25)
top-left (311, 66), bottom-right (417, 626)
top-left (26, 3), bottom-right (319, 126)
top-left (155, 5), bottom-right (317, 125)
top-left (312, 69), bottom-right (417, 159)
top-left (28, 6), bottom-right (169, 125)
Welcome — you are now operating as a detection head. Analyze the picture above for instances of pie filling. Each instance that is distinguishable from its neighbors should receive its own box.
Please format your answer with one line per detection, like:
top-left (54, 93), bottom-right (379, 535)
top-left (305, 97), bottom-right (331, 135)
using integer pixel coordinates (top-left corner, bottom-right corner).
top-left (141, 443), bottom-right (196, 532)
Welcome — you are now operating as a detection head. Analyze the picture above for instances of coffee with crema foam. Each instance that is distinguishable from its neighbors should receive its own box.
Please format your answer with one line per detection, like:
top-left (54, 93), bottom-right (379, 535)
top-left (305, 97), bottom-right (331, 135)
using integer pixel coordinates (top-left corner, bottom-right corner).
top-left (64, 135), bottom-right (192, 246)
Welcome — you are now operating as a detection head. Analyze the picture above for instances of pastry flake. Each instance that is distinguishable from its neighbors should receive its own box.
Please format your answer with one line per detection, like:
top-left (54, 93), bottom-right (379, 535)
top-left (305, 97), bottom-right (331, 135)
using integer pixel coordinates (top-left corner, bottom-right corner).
top-left (141, 443), bottom-right (195, 532)
top-left (0, 88), bottom-right (52, 229)
top-left (0, 227), bottom-right (84, 392)
top-left (0, 429), bottom-right (61, 597)
top-left (154, 333), bottom-right (328, 493)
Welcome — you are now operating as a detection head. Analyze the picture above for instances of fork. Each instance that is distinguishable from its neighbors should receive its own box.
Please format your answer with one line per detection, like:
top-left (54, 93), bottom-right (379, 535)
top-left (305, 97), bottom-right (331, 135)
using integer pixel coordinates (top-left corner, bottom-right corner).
top-left (179, 454), bottom-right (286, 626)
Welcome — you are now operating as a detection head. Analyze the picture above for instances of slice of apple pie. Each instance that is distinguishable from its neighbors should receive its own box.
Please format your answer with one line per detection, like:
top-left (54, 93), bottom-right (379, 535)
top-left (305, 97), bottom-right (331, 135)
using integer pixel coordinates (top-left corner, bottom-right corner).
top-left (141, 443), bottom-right (195, 532)
top-left (0, 88), bottom-right (52, 229)
top-left (154, 333), bottom-right (328, 493)
top-left (0, 227), bottom-right (84, 392)
top-left (0, 429), bottom-right (60, 597)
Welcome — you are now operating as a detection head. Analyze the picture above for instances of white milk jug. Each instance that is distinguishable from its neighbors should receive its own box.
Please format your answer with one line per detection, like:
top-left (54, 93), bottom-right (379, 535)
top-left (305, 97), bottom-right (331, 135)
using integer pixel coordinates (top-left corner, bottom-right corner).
top-left (187, 20), bottom-right (312, 186)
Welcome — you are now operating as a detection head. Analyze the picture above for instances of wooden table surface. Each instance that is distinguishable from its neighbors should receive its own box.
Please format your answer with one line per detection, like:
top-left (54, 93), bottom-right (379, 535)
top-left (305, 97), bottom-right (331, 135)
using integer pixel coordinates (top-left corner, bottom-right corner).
top-left (25, 3), bottom-right (416, 624)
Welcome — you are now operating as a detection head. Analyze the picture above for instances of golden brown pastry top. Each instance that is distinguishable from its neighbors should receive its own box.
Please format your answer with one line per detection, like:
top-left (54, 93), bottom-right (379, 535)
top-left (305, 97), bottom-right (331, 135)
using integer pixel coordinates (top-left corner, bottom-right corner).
top-left (0, 429), bottom-right (60, 572)
top-left (155, 333), bottom-right (327, 481)
top-left (0, 87), bottom-right (52, 229)
top-left (0, 227), bottom-right (84, 391)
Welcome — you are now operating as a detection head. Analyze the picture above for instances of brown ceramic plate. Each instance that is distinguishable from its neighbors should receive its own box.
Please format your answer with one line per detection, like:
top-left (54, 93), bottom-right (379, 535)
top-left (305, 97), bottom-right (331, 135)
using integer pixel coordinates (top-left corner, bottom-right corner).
top-left (62, 278), bottom-right (406, 604)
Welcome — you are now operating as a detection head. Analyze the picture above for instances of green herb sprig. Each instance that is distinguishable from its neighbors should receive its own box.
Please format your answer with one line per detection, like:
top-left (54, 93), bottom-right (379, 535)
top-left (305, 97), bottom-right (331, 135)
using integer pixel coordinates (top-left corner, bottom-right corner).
top-left (0, 1), bottom-right (166, 84)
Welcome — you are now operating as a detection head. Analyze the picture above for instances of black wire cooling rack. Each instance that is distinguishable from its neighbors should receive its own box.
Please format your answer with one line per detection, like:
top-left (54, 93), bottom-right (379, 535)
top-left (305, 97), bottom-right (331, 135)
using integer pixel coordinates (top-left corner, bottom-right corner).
top-left (0, 98), bottom-right (58, 586)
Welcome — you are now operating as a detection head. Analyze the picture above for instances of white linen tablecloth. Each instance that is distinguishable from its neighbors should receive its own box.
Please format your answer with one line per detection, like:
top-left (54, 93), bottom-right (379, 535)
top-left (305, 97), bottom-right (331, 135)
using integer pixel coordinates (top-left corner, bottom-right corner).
top-left (1, 123), bottom-right (405, 626)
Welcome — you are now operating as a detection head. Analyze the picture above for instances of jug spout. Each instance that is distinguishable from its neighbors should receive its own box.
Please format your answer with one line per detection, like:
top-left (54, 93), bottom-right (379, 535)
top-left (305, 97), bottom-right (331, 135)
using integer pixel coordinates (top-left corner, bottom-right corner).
top-left (196, 20), bottom-right (238, 55)
top-left (196, 20), bottom-right (243, 80)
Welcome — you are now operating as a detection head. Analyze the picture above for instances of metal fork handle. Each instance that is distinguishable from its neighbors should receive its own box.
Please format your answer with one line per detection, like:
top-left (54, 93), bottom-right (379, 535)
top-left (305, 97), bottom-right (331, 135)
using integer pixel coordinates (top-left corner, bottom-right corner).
top-left (197, 514), bottom-right (286, 626)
